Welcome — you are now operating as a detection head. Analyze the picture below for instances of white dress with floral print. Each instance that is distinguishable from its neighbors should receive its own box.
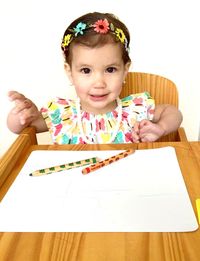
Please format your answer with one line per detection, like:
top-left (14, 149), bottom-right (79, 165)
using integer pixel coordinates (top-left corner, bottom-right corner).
top-left (41, 92), bottom-right (155, 144)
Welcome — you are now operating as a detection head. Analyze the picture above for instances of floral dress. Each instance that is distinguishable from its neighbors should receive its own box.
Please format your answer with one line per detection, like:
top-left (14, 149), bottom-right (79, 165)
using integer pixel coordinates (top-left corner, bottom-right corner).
top-left (41, 92), bottom-right (155, 144)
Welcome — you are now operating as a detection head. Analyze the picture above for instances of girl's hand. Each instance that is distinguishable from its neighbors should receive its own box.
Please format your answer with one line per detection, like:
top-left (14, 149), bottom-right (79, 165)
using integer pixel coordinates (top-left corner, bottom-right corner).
top-left (137, 119), bottom-right (165, 142)
top-left (8, 91), bottom-right (40, 126)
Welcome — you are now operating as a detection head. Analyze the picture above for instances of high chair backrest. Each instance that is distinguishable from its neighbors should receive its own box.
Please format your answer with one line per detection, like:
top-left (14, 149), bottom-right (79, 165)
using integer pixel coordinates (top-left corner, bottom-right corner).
top-left (120, 72), bottom-right (178, 107)
top-left (120, 72), bottom-right (187, 142)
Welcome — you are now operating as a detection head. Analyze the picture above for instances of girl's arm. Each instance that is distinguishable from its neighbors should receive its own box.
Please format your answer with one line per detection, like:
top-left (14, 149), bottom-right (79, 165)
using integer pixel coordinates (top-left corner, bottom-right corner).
top-left (151, 104), bottom-right (183, 135)
top-left (7, 91), bottom-right (48, 134)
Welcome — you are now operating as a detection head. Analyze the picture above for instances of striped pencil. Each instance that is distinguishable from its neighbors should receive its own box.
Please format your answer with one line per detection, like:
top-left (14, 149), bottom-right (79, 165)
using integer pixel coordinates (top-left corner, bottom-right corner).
top-left (82, 149), bottom-right (135, 175)
top-left (30, 157), bottom-right (99, 177)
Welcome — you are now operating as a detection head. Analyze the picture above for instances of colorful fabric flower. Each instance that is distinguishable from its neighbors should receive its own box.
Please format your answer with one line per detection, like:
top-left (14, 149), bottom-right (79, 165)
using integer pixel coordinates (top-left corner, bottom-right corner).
top-left (74, 22), bottom-right (87, 36)
top-left (115, 28), bottom-right (126, 43)
top-left (124, 38), bottom-right (129, 52)
top-left (62, 34), bottom-right (72, 47)
top-left (93, 19), bottom-right (109, 34)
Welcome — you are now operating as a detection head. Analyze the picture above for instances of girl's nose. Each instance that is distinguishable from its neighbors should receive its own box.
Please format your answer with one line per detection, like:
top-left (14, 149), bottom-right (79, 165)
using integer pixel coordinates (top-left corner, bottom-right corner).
top-left (93, 73), bottom-right (106, 88)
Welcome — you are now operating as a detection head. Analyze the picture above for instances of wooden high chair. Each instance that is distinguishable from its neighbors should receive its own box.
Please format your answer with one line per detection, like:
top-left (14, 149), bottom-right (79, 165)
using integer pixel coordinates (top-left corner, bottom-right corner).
top-left (120, 72), bottom-right (187, 142)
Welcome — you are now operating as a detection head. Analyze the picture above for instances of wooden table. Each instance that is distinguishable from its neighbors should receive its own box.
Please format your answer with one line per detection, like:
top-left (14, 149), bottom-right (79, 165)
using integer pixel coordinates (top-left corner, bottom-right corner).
top-left (0, 127), bottom-right (200, 261)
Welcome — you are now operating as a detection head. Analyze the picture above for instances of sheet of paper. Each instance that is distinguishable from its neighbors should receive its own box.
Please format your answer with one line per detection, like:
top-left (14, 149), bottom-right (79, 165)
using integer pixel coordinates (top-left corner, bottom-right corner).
top-left (0, 147), bottom-right (198, 232)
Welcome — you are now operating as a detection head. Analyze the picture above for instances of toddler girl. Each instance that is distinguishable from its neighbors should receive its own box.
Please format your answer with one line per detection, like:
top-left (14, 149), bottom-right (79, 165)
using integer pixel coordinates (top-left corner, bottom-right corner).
top-left (7, 12), bottom-right (182, 143)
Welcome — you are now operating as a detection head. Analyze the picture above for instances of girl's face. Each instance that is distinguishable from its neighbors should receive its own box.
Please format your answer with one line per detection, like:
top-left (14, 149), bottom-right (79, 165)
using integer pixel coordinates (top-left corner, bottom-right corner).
top-left (65, 43), bottom-right (130, 114)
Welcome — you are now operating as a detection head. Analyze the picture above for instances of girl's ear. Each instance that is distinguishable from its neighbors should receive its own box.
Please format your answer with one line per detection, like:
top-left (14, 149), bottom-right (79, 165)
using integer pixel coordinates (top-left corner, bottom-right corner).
top-left (64, 63), bottom-right (73, 84)
top-left (124, 62), bottom-right (131, 81)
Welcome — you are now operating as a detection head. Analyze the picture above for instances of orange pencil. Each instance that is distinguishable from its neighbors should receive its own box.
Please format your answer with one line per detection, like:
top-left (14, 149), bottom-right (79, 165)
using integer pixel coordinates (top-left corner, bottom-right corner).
top-left (82, 149), bottom-right (135, 174)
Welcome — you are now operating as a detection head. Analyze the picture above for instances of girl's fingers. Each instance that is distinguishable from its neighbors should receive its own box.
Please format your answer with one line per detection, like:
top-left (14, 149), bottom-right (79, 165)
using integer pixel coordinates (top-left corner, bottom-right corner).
top-left (8, 91), bottom-right (26, 101)
top-left (132, 129), bottom-right (140, 143)
top-left (12, 99), bottom-right (32, 114)
top-left (132, 121), bottom-right (140, 134)
top-left (19, 110), bottom-right (36, 125)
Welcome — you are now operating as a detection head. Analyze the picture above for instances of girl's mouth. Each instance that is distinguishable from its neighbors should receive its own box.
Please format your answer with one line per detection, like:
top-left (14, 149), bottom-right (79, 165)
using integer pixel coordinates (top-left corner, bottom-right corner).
top-left (90, 94), bottom-right (108, 101)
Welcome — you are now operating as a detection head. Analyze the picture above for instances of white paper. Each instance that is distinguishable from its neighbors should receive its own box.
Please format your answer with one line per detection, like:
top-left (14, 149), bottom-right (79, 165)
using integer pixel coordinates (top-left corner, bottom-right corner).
top-left (0, 147), bottom-right (198, 232)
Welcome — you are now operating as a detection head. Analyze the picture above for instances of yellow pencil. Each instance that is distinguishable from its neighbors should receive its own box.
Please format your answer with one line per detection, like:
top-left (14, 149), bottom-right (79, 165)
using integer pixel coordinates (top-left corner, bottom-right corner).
top-left (82, 149), bottom-right (135, 175)
top-left (30, 157), bottom-right (100, 177)
top-left (196, 199), bottom-right (200, 224)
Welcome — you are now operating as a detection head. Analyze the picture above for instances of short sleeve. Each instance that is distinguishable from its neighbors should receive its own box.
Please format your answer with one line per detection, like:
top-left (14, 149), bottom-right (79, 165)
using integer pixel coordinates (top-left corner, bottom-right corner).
top-left (121, 92), bottom-right (155, 122)
top-left (40, 97), bottom-right (77, 143)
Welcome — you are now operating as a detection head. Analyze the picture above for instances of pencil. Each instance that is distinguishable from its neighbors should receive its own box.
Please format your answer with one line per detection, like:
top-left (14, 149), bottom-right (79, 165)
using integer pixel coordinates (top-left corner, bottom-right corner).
top-left (82, 149), bottom-right (135, 175)
top-left (30, 157), bottom-right (99, 177)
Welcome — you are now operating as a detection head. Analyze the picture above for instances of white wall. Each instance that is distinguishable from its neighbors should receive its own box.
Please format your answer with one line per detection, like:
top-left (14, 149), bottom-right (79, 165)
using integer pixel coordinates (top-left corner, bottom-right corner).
top-left (1, 0), bottom-right (200, 157)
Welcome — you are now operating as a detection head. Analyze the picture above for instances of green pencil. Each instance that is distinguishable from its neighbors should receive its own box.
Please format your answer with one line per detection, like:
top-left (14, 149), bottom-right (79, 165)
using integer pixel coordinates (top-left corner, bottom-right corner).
top-left (29, 157), bottom-right (99, 177)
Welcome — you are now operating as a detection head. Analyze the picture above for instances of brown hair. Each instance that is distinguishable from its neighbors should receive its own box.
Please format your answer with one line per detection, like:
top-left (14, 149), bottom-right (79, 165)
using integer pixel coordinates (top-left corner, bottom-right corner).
top-left (61, 12), bottom-right (131, 65)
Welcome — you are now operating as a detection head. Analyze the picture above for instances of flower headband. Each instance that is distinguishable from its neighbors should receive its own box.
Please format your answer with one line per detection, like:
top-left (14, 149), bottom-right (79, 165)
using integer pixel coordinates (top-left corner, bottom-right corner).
top-left (61, 18), bottom-right (129, 53)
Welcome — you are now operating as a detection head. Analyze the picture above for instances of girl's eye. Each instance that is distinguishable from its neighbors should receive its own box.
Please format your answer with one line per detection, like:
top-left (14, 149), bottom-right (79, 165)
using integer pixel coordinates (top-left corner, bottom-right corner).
top-left (81, 68), bottom-right (91, 74)
top-left (106, 67), bottom-right (117, 73)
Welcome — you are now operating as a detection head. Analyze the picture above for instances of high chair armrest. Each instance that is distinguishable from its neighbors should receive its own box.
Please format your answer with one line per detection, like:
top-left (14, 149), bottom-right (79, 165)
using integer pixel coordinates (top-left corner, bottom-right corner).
top-left (177, 127), bottom-right (188, 141)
